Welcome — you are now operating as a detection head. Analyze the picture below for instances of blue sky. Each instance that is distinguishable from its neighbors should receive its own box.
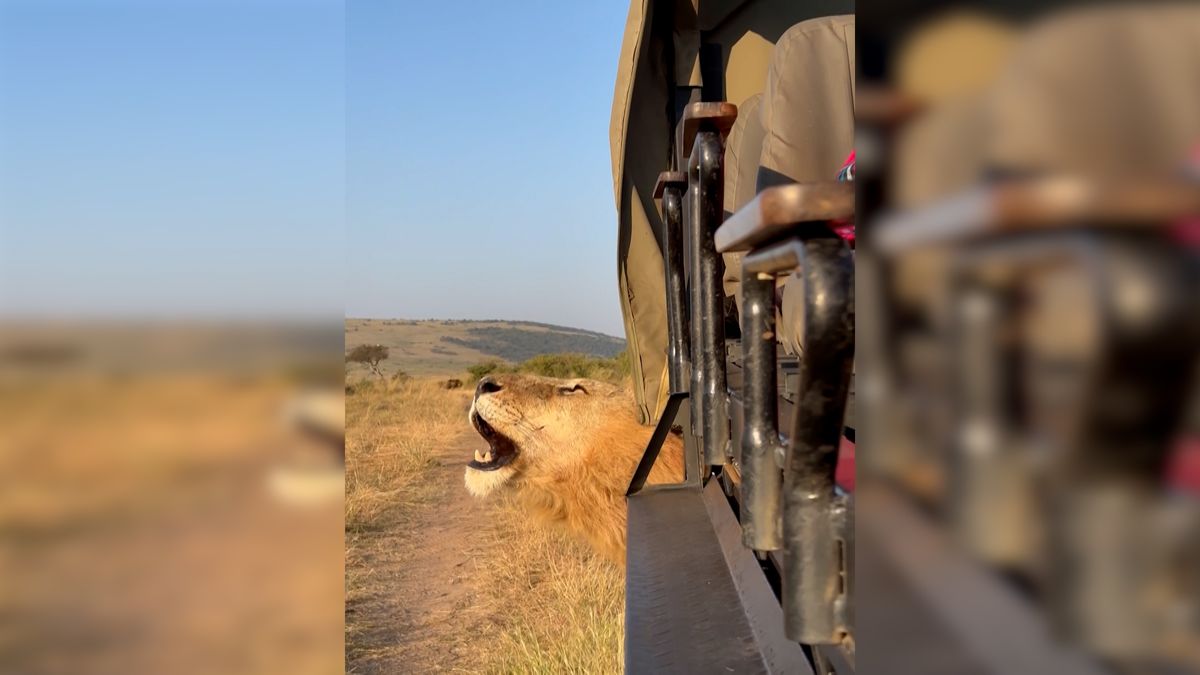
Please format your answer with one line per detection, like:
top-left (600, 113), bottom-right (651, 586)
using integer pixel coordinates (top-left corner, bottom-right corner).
top-left (345, 1), bottom-right (628, 335)
top-left (0, 0), bottom-right (345, 320)
top-left (0, 0), bottom-right (629, 335)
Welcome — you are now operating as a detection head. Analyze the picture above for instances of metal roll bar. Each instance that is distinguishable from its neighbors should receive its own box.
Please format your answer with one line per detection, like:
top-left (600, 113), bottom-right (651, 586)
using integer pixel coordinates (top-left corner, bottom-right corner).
top-left (716, 183), bottom-right (856, 645)
top-left (685, 107), bottom-right (735, 468)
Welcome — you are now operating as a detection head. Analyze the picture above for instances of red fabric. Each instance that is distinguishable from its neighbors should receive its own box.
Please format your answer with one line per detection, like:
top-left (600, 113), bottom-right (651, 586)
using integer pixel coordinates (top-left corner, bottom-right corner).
top-left (831, 149), bottom-right (856, 246)
top-left (1170, 217), bottom-right (1200, 247)
top-left (1167, 437), bottom-right (1200, 494)
top-left (836, 436), bottom-right (855, 492)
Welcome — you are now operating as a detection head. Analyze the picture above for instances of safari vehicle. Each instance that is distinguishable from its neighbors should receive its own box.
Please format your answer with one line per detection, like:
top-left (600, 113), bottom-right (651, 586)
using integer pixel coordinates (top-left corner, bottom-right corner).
top-left (612, 1), bottom-right (1199, 674)
top-left (852, 5), bottom-right (1200, 673)
top-left (611, 2), bottom-right (856, 672)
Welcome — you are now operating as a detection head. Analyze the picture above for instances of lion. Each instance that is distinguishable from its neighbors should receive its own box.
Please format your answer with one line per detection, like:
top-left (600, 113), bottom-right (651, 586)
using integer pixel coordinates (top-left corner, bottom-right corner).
top-left (464, 373), bottom-right (684, 564)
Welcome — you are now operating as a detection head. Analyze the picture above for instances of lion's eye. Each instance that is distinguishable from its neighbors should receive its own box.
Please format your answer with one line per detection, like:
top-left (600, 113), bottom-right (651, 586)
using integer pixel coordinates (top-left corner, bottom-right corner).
top-left (556, 383), bottom-right (588, 396)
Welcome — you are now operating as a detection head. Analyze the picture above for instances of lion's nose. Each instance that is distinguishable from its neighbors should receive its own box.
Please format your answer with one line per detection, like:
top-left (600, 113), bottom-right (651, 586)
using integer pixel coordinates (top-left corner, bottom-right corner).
top-left (475, 377), bottom-right (502, 398)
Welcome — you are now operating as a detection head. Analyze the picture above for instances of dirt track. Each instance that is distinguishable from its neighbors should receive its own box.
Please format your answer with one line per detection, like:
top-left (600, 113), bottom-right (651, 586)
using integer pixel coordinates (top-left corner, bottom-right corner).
top-left (347, 429), bottom-right (500, 673)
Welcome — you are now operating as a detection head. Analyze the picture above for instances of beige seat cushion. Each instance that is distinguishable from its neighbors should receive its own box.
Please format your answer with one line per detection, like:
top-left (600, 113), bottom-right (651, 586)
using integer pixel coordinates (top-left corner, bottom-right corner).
top-left (885, 5), bottom-right (1200, 341)
top-left (757, 15), bottom-right (855, 191)
top-left (985, 4), bottom-right (1200, 178)
top-left (722, 93), bottom-right (765, 319)
top-left (886, 98), bottom-right (989, 334)
top-left (725, 94), bottom-right (767, 216)
top-left (757, 15), bottom-right (855, 355)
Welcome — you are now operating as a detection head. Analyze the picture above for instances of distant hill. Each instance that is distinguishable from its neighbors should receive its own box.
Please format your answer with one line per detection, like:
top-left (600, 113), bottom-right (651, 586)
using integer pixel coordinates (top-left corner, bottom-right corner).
top-left (344, 319), bottom-right (626, 377)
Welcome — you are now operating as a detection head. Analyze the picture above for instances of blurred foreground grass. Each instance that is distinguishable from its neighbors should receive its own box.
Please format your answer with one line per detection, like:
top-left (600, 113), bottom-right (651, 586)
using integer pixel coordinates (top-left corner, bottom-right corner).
top-left (0, 322), bottom-right (344, 675)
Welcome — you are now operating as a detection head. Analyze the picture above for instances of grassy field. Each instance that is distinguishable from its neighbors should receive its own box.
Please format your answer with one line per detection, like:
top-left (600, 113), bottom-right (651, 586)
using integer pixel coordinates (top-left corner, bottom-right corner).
top-left (343, 378), bottom-right (467, 535)
top-left (345, 372), bottom-right (624, 673)
top-left (344, 319), bottom-right (624, 377)
top-left (0, 323), bottom-right (345, 675)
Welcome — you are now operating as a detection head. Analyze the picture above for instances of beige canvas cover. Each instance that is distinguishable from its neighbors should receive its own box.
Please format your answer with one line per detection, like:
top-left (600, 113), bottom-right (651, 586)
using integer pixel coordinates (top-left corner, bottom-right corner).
top-left (610, 0), bottom-right (853, 423)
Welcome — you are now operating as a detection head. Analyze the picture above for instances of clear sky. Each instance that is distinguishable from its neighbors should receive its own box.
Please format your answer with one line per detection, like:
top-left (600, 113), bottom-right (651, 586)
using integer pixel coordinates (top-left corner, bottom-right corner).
top-left (345, 1), bottom-right (628, 336)
top-left (0, 0), bottom-right (345, 320)
top-left (0, 0), bottom-right (629, 336)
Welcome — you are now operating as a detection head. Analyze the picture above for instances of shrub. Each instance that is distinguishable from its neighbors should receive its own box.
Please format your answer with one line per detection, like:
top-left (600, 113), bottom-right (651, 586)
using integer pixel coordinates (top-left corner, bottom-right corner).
top-left (519, 353), bottom-right (600, 379)
top-left (612, 349), bottom-right (631, 378)
top-left (467, 361), bottom-right (504, 381)
top-left (465, 352), bottom-right (630, 385)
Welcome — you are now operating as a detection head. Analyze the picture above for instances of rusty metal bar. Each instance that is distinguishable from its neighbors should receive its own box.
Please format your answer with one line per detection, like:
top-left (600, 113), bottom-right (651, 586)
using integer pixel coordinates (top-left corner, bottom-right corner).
top-left (661, 180), bottom-right (691, 395)
top-left (737, 249), bottom-right (789, 551)
top-left (626, 392), bottom-right (688, 496)
top-left (688, 128), bottom-right (731, 468)
top-left (781, 235), bottom-right (855, 644)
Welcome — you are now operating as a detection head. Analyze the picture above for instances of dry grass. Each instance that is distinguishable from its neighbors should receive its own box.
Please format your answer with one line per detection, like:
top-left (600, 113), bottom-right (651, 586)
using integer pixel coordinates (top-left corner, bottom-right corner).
top-left (478, 508), bottom-right (624, 674)
top-left (344, 376), bottom-right (470, 533)
top-left (344, 319), bottom-right (525, 377)
top-left (468, 351), bottom-right (631, 384)
top-left (344, 376), bottom-right (472, 655)
top-left (0, 369), bottom-right (345, 675)
top-left (344, 374), bottom-right (624, 673)
top-left (343, 319), bottom-right (624, 377)
top-left (0, 373), bottom-right (294, 531)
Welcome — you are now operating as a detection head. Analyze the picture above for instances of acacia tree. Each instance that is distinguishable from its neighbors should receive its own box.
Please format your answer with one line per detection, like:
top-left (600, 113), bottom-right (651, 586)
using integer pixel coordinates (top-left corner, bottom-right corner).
top-left (347, 344), bottom-right (389, 377)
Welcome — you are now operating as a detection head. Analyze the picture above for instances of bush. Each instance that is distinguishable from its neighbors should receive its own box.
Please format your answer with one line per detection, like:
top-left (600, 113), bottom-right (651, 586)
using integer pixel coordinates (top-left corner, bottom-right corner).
top-left (520, 353), bottom-right (604, 379)
top-left (612, 349), bottom-right (631, 378)
top-left (466, 351), bottom-right (631, 385)
top-left (467, 361), bottom-right (503, 381)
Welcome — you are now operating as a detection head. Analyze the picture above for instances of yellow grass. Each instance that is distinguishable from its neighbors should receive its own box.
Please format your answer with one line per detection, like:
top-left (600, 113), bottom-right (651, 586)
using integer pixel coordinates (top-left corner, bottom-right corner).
top-left (344, 377), bottom-right (469, 532)
top-left (344, 374), bottom-right (624, 673)
top-left (344, 319), bottom-right (518, 377)
top-left (0, 373), bottom-right (291, 530)
top-left (344, 376), bottom-right (472, 655)
top-left (343, 318), bottom-right (625, 378)
top-left (0, 369), bottom-right (345, 675)
top-left (479, 508), bottom-right (624, 675)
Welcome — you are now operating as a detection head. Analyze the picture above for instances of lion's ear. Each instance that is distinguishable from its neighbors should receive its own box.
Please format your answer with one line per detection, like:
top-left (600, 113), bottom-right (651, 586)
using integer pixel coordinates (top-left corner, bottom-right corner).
top-left (556, 380), bottom-right (589, 396)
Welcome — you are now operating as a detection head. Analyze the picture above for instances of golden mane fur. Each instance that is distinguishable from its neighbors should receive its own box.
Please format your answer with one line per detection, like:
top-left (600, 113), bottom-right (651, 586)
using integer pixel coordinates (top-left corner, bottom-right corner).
top-left (464, 373), bottom-right (683, 565)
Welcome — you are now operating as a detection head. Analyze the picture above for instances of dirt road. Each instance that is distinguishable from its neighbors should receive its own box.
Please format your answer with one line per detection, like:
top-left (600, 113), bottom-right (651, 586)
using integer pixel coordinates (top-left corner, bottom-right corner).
top-left (347, 429), bottom-right (501, 673)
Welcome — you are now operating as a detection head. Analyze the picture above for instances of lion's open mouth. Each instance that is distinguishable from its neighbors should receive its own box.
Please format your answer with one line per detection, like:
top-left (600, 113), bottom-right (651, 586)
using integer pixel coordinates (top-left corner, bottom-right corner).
top-left (468, 411), bottom-right (518, 472)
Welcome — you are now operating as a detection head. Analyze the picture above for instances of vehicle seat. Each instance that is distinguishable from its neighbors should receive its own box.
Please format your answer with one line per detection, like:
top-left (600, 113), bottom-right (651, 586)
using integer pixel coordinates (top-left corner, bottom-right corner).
top-left (758, 15), bottom-right (855, 356)
top-left (721, 92), bottom-right (765, 320)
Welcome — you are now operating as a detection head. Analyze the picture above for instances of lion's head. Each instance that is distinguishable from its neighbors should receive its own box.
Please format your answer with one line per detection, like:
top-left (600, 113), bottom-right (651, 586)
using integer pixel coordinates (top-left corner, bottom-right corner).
top-left (463, 373), bottom-right (631, 497)
top-left (463, 372), bottom-right (685, 563)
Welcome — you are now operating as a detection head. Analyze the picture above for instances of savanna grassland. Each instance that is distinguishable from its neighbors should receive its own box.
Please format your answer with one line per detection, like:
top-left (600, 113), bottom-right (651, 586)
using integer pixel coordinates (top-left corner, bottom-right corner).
top-left (344, 318), bottom-right (625, 377)
top-left (344, 342), bottom-right (631, 673)
top-left (0, 323), bottom-right (345, 675)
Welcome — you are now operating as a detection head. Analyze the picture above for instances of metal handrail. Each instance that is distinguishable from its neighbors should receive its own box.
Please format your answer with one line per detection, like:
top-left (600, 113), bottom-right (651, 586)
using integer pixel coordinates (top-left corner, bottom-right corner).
top-left (688, 127), bottom-right (732, 469)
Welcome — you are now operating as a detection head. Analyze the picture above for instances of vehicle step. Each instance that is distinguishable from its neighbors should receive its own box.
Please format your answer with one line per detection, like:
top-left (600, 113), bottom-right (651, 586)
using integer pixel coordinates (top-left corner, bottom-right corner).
top-left (626, 482), bottom-right (812, 674)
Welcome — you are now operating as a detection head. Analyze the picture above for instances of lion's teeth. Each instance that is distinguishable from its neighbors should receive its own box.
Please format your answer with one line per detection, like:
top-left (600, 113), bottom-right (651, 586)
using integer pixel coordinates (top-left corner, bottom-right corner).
top-left (474, 449), bottom-right (486, 463)
top-left (483, 450), bottom-right (493, 463)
